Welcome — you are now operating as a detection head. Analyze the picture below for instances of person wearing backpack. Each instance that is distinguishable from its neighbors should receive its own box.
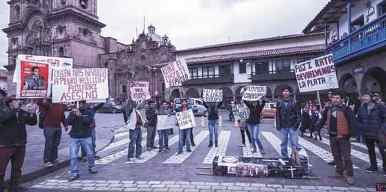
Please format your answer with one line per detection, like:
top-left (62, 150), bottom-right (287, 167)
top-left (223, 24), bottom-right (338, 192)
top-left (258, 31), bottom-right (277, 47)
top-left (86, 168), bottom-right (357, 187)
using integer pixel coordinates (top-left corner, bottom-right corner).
top-left (319, 90), bottom-right (357, 185)
top-left (38, 99), bottom-right (66, 167)
top-left (203, 101), bottom-right (223, 148)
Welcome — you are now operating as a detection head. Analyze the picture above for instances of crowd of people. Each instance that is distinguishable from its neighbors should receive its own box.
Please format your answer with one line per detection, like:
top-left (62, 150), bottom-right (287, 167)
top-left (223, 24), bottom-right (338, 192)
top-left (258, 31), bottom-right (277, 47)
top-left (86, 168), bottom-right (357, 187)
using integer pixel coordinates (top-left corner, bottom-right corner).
top-left (0, 87), bottom-right (385, 191)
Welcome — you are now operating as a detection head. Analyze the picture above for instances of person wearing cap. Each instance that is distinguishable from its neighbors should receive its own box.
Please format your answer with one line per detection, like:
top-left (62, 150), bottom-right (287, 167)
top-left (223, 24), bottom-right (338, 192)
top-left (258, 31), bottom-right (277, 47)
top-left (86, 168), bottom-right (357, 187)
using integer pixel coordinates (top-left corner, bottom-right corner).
top-left (357, 93), bottom-right (386, 174)
top-left (319, 91), bottom-right (357, 185)
top-left (65, 101), bottom-right (98, 181)
top-left (0, 96), bottom-right (37, 192)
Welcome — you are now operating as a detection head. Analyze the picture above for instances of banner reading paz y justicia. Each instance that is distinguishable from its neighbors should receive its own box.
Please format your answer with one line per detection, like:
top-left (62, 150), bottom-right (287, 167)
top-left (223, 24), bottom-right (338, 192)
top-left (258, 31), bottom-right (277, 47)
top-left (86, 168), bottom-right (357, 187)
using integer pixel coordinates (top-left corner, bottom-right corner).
top-left (295, 54), bottom-right (339, 93)
top-left (51, 68), bottom-right (109, 103)
top-left (129, 81), bottom-right (151, 102)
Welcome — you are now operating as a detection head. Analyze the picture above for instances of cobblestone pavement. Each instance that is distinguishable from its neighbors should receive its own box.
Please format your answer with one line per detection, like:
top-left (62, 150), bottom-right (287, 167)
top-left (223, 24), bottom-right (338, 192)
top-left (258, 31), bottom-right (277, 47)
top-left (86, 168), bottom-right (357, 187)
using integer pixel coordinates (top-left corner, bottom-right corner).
top-left (21, 112), bottom-right (385, 191)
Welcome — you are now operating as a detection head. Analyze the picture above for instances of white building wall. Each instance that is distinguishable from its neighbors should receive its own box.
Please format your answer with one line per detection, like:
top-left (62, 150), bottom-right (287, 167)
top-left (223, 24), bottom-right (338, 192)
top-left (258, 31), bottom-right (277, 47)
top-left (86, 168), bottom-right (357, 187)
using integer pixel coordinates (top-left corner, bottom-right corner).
top-left (233, 62), bottom-right (252, 83)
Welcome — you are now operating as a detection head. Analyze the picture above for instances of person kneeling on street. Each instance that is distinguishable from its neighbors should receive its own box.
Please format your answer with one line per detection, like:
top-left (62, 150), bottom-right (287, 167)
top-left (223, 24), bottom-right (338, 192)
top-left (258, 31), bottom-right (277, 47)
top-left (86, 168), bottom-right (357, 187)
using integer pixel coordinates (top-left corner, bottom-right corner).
top-left (0, 93), bottom-right (37, 192)
top-left (66, 102), bottom-right (97, 181)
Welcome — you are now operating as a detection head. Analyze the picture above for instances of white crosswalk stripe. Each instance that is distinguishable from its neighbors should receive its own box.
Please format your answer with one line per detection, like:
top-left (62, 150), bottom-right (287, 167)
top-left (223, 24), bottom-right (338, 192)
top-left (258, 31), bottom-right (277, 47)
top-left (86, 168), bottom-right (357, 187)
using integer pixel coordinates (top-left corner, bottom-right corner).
top-left (261, 131), bottom-right (290, 156)
top-left (126, 134), bottom-right (180, 164)
top-left (163, 130), bottom-right (209, 164)
top-left (202, 131), bottom-right (231, 164)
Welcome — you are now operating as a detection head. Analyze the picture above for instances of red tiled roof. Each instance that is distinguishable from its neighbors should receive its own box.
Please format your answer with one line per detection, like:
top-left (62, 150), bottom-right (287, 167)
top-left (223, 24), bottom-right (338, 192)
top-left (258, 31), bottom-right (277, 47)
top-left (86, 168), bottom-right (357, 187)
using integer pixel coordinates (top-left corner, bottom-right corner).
top-left (185, 44), bottom-right (325, 64)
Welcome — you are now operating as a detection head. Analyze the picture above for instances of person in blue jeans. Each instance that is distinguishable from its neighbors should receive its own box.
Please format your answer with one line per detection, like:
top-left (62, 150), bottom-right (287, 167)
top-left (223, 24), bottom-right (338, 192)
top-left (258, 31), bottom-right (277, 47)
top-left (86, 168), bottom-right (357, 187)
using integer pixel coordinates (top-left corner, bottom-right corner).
top-left (157, 101), bottom-right (175, 152)
top-left (275, 88), bottom-right (301, 158)
top-left (244, 99), bottom-right (266, 154)
top-left (66, 105), bottom-right (97, 181)
top-left (203, 101), bottom-right (222, 148)
top-left (177, 100), bottom-right (192, 154)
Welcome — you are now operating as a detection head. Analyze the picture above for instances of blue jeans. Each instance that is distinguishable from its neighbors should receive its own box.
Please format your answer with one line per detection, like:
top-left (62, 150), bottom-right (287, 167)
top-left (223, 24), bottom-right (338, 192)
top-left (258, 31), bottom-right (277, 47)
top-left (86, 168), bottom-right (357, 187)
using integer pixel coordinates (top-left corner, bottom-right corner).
top-left (158, 129), bottom-right (170, 149)
top-left (280, 128), bottom-right (301, 158)
top-left (208, 120), bottom-right (218, 146)
top-left (128, 128), bottom-right (142, 158)
top-left (247, 123), bottom-right (264, 151)
top-left (69, 137), bottom-right (95, 177)
top-left (81, 129), bottom-right (96, 157)
top-left (43, 128), bottom-right (62, 163)
top-left (178, 128), bottom-right (192, 153)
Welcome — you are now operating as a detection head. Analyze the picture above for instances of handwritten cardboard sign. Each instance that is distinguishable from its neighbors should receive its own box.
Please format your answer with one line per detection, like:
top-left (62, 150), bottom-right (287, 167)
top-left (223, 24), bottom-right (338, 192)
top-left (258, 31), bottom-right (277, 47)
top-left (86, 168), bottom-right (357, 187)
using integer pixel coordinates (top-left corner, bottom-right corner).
top-left (203, 89), bottom-right (223, 102)
top-left (242, 86), bottom-right (267, 101)
top-left (176, 109), bottom-right (196, 130)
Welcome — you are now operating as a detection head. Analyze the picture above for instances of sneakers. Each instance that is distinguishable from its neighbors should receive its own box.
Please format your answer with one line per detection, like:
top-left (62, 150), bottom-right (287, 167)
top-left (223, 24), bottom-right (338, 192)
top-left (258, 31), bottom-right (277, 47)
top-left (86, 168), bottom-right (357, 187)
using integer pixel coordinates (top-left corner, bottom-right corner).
top-left (327, 161), bottom-right (336, 166)
top-left (365, 167), bottom-right (378, 173)
top-left (44, 162), bottom-right (54, 167)
top-left (68, 175), bottom-right (80, 182)
top-left (260, 149), bottom-right (266, 155)
top-left (136, 156), bottom-right (144, 160)
top-left (345, 176), bottom-right (354, 185)
top-left (88, 167), bottom-right (98, 174)
top-left (127, 158), bottom-right (133, 162)
top-left (94, 155), bottom-right (101, 160)
top-left (208, 143), bottom-right (213, 148)
top-left (187, 149), bottom-right (192, 152)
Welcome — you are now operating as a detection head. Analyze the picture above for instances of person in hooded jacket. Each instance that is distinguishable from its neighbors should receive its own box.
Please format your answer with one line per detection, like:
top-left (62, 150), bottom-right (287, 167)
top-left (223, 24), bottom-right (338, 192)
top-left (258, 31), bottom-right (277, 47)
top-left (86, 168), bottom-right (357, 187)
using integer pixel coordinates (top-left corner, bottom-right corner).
top-left (0, 94), bottom-right (37, 192)
top-left (203, 101), bottom-right (223, 148)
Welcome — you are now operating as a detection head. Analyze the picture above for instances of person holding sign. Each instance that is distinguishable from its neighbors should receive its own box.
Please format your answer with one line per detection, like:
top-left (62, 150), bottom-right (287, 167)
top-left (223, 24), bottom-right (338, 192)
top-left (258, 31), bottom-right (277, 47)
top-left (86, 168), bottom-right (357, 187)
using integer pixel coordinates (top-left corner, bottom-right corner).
top-left (157, 101), bottom-right (175, 152)
top-left (65, 103), bottom-right (98, 181)
top-left (234, 99), bottom-right (253, 147)
top-left (275, 89), bottom-right (301, 159)
top-left (0, 94), bottom-right (37, 192)
top-left (203, 101), bottom-right (222, 148)
top-left (145, 100), bottom-right (158, 151)
top-left (176, 100), bottom-right (194, 154)
top-left (243, 98), bottom-right (266, 154)
top-left (123, 99), bottom-right (145, 161)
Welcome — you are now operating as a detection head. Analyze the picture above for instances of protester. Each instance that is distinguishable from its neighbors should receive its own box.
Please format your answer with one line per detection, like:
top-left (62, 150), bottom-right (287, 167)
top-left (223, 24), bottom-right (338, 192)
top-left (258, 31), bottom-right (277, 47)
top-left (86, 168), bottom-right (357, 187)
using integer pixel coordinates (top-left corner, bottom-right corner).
top-left (65, 102), bottom-right (98, 181)
top-left (0, 94), bottom-right (37, 192)
top-left (319, 91), bottom-right (357, 185)
top-left (157, 101), bottom-right (175, 152)
top-left (80, 101), bottom-right (105, 159)
top-left (310, 105), bottom-right (322, 140)
top-left (324, 91), bottom-right (336, 166)
top-left (123, 99), bottom-right (145, 161)
top-left (203, 100), bottom-right (223, 148)
top-left (177, 100), bottom-right (193, 154)
top-left (300, 104), bottom-right (311, 137)
top-left (275, 88), bottom-right (301, 158)
top-left (38, 98), bottom-right (66, 167)
top-left (243, 97), bottom-right (266, 154)
top-left (234, 99), bottom-right (252, 147)
top-left (356, 93), bottom-right (386, 174)
top-left (145, 100), bottom-right (158, 151)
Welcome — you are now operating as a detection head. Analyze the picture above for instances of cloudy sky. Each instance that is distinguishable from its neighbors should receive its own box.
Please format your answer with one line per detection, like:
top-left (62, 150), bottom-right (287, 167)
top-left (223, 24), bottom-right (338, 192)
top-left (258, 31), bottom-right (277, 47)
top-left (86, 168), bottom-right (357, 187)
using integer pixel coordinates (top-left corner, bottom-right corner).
top-left (0, 0), bottom-right (329, 67)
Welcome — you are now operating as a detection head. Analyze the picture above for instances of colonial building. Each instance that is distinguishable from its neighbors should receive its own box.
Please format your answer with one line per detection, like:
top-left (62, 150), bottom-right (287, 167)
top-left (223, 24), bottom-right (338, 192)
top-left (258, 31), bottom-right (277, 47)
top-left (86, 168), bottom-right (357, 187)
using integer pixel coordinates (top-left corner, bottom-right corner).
top-left (0, 67), bottom-right (8, 91)
top-left (172, 33), bottom-right (325, 103)
top-left (304, 0), bottom-right (386, 100)
top-left (2, 0), bottom-right (127, 95)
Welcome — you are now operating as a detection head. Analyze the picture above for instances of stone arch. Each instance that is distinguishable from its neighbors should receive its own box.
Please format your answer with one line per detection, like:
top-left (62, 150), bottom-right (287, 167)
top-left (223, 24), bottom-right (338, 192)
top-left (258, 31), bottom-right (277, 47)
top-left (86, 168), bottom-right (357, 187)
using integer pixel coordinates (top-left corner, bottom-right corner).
top-left (274, 84), bottom-right (294, 98)
top-left (186, 88), bottom-right (200, 98)
top-left (340, 73), bottom-right (357, 94)
top-left (361, 67), bottom-right (386, 99)
top-left (170, 89), bottom-right (181, 100)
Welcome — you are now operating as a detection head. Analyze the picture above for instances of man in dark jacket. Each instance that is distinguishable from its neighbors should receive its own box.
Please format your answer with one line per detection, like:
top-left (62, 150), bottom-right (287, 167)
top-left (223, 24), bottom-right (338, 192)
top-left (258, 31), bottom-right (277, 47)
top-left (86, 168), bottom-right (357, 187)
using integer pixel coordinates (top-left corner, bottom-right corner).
top-left (203, 101), bottom-right (222, 148)
top-left (146, 100), bottom-right (158, 150)
top-left (319, 91), bottom-right (356, 185)
top-left (66, 103), bottom-right (97, 181)
top-left (244, 98), bottom-right (265, 154)
top-left (0, 95), bottom-right (37, 192)
top-left (38, 99), bottom-right (66, 167)
top-left (357, 93), bottom-right (386, 174)
top-left (275, 88), bottom-right (300, 158)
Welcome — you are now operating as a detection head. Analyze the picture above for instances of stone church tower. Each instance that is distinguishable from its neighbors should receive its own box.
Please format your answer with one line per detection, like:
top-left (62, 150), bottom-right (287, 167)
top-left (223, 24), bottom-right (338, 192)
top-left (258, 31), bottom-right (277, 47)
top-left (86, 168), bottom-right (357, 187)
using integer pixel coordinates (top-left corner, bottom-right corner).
top-left (2, 0), bottom-right (123, 94)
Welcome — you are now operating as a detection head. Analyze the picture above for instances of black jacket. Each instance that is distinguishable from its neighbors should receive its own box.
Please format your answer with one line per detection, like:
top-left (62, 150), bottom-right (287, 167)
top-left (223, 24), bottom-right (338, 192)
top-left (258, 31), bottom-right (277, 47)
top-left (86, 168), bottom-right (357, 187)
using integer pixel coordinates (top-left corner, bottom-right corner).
top-left (122, 100), bottom-right (136, 123)
top-left (203, 102), bottom-right (222, 120)
top-left (275, 99), bottom-right (300, 130)
top-left (357, 102), bottom-right (386, 139)
top-left (146, 106), bottom-right (158, 127)
top-left (0, 106), bottom-right (37, 146)
top-left (244, 100), bottom-right (265, 124)
top-left (66, 112), bottom-right (93, 138)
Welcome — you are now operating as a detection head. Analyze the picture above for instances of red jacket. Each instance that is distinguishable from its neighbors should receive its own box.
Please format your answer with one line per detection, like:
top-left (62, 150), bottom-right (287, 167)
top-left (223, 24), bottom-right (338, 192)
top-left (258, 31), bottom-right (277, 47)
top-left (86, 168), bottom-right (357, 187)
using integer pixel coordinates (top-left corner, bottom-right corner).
top-left (39, 102), bottom-right (66, 128)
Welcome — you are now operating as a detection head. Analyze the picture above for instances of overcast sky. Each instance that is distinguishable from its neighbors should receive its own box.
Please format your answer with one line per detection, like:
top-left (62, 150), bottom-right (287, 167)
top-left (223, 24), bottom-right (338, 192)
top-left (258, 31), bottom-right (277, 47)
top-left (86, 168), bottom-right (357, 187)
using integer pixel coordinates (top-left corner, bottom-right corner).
top-left (0, 0), bottom-right (329, 67)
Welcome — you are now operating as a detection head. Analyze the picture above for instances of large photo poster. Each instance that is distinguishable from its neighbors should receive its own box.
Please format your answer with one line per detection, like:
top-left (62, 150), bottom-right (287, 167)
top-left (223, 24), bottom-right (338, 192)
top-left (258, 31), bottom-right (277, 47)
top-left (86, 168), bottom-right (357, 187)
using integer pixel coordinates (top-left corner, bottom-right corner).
top-left (129, 81), bottom-right (151, 102)
top-left (52, 68), bottom-right (109, 103)
top-left (295, 54), bottom-right (339, 93)
top-left (17, 61), bottom-right (50, 98)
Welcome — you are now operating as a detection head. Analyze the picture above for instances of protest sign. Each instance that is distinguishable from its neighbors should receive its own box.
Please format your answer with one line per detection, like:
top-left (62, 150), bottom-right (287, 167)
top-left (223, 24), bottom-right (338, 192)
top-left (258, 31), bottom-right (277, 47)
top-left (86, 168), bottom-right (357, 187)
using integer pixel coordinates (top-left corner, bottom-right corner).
top-left (17, 61), bottom-right (50, 98)
top-left (235, 105), bottom-right (250, 121)
top-left (203, 89), bottom-right (223, 102)
top-left (157, 115), bottom-right (177, 130)
top-left (129, 81), bottom-right (151, 102)
top-left (242, 86), bottom-right (267, 101)
top-left (295, 54), bottom-right (338, 93)
top-left (176, 109), bottom-right (196, 130)
top-left (161, 58), bottom-right (190, 88)
top-left (51, 68), bottom-right (109, 103)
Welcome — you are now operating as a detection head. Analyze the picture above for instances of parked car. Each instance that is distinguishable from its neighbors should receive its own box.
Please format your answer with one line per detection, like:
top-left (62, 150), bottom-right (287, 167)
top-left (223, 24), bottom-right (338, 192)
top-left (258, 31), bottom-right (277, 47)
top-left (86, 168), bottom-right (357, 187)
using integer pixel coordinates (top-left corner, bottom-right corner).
top-left (261, 102), bottom-right (276, 119)
top-left (174, 98), bottom-right (207, 116)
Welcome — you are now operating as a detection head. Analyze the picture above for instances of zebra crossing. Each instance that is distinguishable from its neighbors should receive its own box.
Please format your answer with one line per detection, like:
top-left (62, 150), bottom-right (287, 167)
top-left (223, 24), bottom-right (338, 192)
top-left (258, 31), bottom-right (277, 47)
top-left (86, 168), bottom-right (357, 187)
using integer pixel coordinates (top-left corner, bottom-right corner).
top-left (93, 126), bottom-right (383, 174)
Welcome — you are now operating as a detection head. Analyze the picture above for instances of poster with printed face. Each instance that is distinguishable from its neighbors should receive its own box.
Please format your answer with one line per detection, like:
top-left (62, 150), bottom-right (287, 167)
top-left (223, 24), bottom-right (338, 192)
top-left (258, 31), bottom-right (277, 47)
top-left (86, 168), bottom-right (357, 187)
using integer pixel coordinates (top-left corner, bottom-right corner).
top-left (51, 68), bottom-right (109, 103)
top-left (161, 58), bottom-right (190, 88)
top-left (176, 109), bottom-right (196, 130)
top-left (242, 86), bottom-right (267, 101)
top-left (17, 61), bottom-right (50, 98)
top-left (203, 89), bottom-right (223, 102)
top-left (295, 54), bottom-right (339, 93)
top-left (129, 81), bottom-right (151, 102)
